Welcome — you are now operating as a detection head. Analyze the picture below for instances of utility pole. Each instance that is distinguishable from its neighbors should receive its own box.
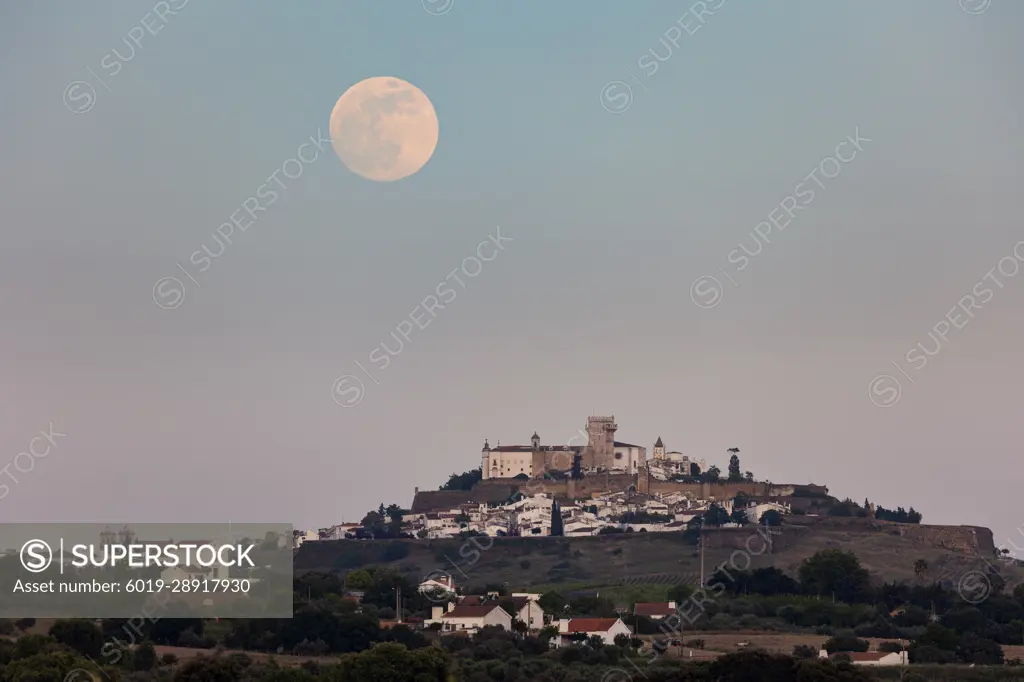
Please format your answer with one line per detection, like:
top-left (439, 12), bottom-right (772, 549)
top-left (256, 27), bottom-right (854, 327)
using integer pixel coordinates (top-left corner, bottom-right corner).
top-left (699, 519), bottom-right (705, 587)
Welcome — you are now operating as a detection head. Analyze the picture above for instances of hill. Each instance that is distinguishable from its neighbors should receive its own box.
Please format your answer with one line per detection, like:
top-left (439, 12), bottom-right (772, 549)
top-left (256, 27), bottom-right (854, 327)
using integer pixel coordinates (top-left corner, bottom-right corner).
top-left (294, 516), bottom-right (1022, 594)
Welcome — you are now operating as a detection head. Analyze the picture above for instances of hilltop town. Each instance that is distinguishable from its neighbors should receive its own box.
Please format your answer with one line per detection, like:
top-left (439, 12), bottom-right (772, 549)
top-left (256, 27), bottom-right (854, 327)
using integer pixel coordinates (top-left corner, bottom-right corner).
top-left (298, 414), bottom-right (921, 545)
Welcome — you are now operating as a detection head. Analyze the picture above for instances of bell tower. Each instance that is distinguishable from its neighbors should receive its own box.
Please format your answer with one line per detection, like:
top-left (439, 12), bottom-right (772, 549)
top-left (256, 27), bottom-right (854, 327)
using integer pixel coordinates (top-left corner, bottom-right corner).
top-left (481, 439), bottom-right (492, 479)
top-left (653, 437), bottom-right (665, 460)
top-left (531, 432), bottom-right (545, 477)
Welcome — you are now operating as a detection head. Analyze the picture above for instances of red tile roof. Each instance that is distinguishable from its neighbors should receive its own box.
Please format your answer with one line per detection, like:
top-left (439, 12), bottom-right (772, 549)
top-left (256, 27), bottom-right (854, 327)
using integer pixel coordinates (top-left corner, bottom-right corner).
top-left (443, 603), bottom-right (507, 619)
top-left (566, 618), bottom-right (621, 633)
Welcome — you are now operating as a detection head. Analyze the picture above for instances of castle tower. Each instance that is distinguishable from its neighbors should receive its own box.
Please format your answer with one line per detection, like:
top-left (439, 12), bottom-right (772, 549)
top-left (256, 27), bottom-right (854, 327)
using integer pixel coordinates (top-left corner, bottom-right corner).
top-left (637, 457), bottom-right (651, 494)
top-left (100, 526), bottom-right (117, 547)
top-left (531, 432), bottom-right (540, 450)
top-left (653, 437), bottom-right (665, 460)
top-left (585, 416), bottom-right (617, 470)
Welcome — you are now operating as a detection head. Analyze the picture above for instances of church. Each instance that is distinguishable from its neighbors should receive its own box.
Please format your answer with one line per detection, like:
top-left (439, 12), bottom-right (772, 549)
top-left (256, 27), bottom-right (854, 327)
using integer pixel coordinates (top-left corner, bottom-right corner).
top-left (480, 415), bottom-right (646, 480)
top-left (649, 436), bottom-right (705, 477)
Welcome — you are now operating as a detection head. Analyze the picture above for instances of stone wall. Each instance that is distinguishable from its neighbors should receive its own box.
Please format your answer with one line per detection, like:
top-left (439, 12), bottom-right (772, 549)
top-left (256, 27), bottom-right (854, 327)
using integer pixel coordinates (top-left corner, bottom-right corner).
top-left (647, 480), bottom-right (771, 499)
top-left (898, 523), bottom-right (994, 555)
top-left (412, 476), bottom-right (803, 512)
top-left (696, 518), bottom-right (993, 558)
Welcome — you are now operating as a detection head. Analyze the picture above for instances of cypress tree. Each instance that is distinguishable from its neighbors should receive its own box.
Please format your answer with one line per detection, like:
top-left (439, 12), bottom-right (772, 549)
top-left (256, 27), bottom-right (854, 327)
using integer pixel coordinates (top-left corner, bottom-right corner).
top-left (550, 501), bottom-right (564, 536)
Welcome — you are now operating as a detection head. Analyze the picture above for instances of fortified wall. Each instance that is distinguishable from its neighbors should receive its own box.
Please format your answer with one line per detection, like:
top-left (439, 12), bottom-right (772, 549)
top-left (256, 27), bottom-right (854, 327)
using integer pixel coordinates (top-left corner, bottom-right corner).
top-left (411, 475), bottom-right (804, 512)
top-left (646, 480), bottom-right (771, 499)
top-left (696, 517), bottom-right (993, 557)
top-left (898, 522), bottom-right (995, 555)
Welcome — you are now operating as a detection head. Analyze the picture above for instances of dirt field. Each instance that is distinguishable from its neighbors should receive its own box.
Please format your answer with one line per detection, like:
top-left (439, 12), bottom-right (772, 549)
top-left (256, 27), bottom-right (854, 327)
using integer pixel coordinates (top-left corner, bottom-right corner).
top-left (151, 644), bottom-right (334, 667)
top-left (665, 631), bottom-right (892, 654)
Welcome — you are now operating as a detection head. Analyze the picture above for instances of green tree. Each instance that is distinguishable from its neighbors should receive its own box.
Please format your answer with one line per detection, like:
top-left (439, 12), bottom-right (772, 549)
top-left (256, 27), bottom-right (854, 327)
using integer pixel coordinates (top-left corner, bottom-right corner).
top-left (295, 571), bottom-right (344, 600)
top-left (823, 634), bottom-right (869, 653)
top-left (667, 583), bottom-right (695, 603)
top-left (384, 503), bottom-right (406, 525)
top-left (760, 509), bottom-right (783, 527)
top-left (727, 447), bottom-right (741, 482)
top-left (345, 568), bottom-right (374, 591)
top-left (703, 503), bottom-right (730, 527)
top-left (439, 468), bottom-right (482, 491)
top-left (48, 619), bottom-right (103, 659)
top-left (550, 501), bottom-right (564, 536)
top-left (792, 644), bottom-right (818, 659)
top-left (539, 591), bottom-right (568, 615)
top-left (706, 465), bottom-right (721, 482)
top-left (799, 549), bottom-right (873, 603)
top-left (133, 641), bottom-right (157, 671)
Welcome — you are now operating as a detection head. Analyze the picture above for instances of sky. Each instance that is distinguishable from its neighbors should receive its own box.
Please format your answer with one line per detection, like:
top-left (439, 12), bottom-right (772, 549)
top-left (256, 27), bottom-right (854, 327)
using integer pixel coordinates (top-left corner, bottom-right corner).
top-left (1, 1), bottom-right (1022, 555)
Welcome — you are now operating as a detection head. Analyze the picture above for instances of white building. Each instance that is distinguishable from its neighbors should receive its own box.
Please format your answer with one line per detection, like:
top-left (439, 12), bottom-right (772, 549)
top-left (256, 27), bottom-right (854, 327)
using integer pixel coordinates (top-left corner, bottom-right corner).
top-left (481, 417), bottom-right (647, 480)
top-left (292, 529), bottom-right (317, 549)
top-left (418, 574), bottom-right (457, 600)
top-left (745, 501), bottom-right (790, 523)
top-left (611, 441), bottom-right (645, 474)
top-left (514, 599), bottom-right (546, 630)
top-left (433, 603), bottom-right (512, 632)
top-left (555, 618), bottom-right (633, 647)
top-left (651, 437), bottom-right (705, 475)
top-left (481, 441), bottom-right (537, 479)
top-left (460, 594), bottom-right (546, 630)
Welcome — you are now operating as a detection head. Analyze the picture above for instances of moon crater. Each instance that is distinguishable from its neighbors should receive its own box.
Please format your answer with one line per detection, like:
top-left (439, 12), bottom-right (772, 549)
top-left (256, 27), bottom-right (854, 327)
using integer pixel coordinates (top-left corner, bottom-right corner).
top-left (329, 77), bottom-right (439, 182)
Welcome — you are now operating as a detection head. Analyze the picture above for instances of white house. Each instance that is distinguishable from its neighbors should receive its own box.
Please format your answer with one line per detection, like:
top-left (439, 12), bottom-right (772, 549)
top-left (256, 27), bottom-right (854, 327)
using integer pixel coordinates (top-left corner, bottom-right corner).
top-left (556, 618), bottom-right (632, 647)
top-left (746, 501), bottom-right (790, 524)
top-left (510, 596), bottom-right (545, 630)
top-left (292, 530), bottom-right (317, 549)
top-left (819, 650), bottom-right (909, 666)
top-left (457, 594), bottom-right (546, 630)
top-left (418, 574), bottom-right (456, 599)
top-left (437, 603), bottom-right (512, 632)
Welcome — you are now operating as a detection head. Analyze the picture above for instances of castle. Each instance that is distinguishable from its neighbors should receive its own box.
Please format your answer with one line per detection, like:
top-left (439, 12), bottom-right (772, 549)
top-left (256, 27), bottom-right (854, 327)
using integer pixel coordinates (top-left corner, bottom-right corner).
top-left (480, 415), bottom-right (646, 480)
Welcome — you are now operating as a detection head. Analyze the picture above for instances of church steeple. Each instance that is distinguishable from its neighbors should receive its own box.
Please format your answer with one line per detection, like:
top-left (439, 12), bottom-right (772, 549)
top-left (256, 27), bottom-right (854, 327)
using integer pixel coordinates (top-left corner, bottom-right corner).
top-left (653, 437), bottom-right (665, 460)
top-left (482, 439), bottom-right (490, 452)
top-left (531, 432), bottom-right (540, 451)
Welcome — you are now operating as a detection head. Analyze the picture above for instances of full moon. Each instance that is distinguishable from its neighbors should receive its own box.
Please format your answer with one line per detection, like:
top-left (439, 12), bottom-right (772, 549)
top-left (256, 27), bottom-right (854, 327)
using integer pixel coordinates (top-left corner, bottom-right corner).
top-left (329, 77), bottom-right (439, 182)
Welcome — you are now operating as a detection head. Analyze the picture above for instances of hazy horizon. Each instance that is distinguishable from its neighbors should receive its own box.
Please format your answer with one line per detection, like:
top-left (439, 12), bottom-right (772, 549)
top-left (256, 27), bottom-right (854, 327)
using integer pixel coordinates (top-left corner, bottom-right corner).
top-left (2, 1), bottom-right (1023, 557)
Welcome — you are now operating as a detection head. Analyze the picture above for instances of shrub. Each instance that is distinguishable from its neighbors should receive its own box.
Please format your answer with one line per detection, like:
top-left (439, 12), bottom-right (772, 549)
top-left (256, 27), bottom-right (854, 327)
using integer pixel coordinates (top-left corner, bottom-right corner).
top-left (792, 644), bottom-right (818, 659)
top-left (878, 640), bottom-right (905, 653)
top-left (823, 635), bottom-right (869, 653)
